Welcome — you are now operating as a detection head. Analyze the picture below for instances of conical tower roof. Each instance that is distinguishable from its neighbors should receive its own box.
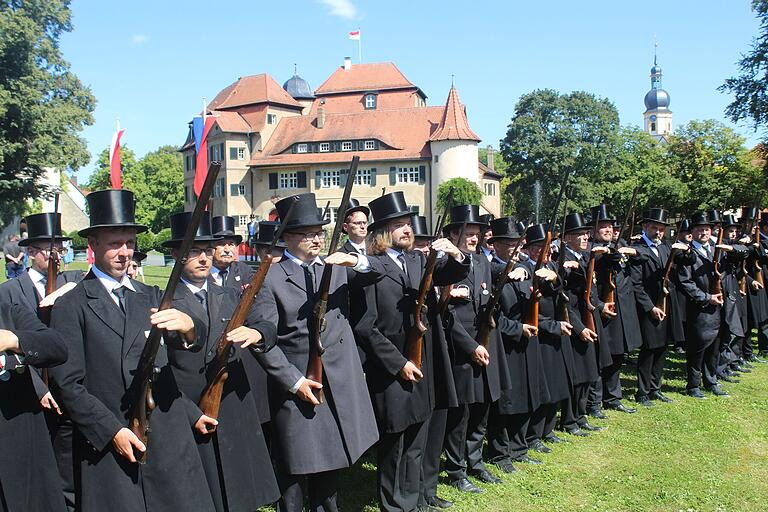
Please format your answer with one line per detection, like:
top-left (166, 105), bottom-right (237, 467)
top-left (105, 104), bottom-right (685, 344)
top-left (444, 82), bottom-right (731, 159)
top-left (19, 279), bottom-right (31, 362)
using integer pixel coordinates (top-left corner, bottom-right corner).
top-left (429, 86), bottom-right (480, 142)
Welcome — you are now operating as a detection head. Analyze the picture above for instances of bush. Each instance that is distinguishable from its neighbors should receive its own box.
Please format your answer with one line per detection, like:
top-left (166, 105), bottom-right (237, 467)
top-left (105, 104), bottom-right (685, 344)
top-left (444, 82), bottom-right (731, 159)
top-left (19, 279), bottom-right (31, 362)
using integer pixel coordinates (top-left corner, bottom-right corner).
top-left (153, 228), bottom-right (172, 251)
top-left (68, 229), bottom-right (87, 249)
top-left (137, 230), bottom-right (155, 253)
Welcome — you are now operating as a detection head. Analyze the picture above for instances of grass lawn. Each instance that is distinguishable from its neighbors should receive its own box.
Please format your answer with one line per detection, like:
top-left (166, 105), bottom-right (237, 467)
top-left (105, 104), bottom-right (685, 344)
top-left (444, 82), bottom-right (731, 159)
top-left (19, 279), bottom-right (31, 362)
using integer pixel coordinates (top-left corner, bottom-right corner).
top-left (3, 263), bottom-right (767, 511)
top-left (0, 260), bottom-right (174, 288)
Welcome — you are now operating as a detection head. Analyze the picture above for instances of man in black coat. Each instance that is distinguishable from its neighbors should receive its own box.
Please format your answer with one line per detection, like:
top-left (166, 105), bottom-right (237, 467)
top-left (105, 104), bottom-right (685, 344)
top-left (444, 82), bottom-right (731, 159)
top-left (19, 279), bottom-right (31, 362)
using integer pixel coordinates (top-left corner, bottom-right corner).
top-left (210, 215), bottom-right (254, 290)
top-left (670, 220), bottom-right (692, 354)
top-left (164, 211), bottom-right (280, 512)
top-left (676, 212), bottom-right (729, 398)
top-left (0, 303), bottom-right (68, 512)
top-left (340, 198), bottom-right (369, 256)
top-left (49, 190), bottom-right (217, 512)
top-left (353, 193), bottom-right (468, 511)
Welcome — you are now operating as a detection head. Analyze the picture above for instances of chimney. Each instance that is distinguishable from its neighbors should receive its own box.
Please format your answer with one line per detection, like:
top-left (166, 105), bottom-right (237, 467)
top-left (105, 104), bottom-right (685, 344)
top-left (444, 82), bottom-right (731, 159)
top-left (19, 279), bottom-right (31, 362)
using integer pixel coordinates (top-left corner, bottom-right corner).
top-left (343, 57), bottom-right (352, 71)
top-left (486, 145), bottom-right (495, 171)
top-left (317, 106), bottom-right (325, 129)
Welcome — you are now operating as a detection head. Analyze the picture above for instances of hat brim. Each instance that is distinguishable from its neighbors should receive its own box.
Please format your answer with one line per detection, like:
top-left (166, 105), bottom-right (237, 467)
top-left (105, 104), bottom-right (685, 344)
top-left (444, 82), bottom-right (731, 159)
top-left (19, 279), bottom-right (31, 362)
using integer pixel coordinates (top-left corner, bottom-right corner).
top-left (162, 235), bottom-right (223, 248)
top-left (79, 223), bottom-right (148, 237)
top-left (689, 221), bottom-right (714, 229)
top-left (489, 234), bottom-right (522, 243)
top-left (214, 233), bottom-right (243, 245)
top-left (18, 236), bottom-right (71, 247)
top-left (368, 211), bottom-right (412, 231)
top-left (253, 240), bottom-right (287, 248)
top-left (132, 251), bottom-right (147, 262)
top-left (523, 238), bottom-right (545, 248)
top-left (639, 218), bottom-right (670, 226)
top-left (345, 205), bottom-right (370, 218)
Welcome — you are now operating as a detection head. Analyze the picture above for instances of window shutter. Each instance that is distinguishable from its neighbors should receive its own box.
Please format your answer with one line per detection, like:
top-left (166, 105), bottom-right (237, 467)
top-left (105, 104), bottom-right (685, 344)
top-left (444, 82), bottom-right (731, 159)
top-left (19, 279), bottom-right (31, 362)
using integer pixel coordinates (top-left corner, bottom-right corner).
top-left (220, 143), bottom-right (225, 160)
top-left (419, 165), bottom-right (426, 184)
top-left (269, 173), bottom-right (278, 190)
top-left (389, 167), bottom-right (397, 186)
top-left (297, 171), bottom-right (307, 188)
top-left (374, 140), bottom-right (379, 150)
top-left (229, 147), bottom-right (237, 160)
top-left (370, 167), bottom-right (377, 186)
top-left (340, 168), bottom-right (348, 187)
top-left (291, 144), bottom-right (297, 154)
top-left (315, 170), bottom-right (322, 188)
top-left (230, 184), bottom-right (239, 196)
top-left (335, 142), bottom-right (341, 152)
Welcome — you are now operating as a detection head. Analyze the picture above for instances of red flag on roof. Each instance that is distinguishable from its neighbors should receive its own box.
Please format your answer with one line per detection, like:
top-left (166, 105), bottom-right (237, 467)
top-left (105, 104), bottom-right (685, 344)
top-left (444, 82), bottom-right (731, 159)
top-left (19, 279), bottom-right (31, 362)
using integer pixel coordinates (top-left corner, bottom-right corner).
top-left (109, 125), bottom-right (125, 189)
top-left (348, 29), bottom-right (360, 40)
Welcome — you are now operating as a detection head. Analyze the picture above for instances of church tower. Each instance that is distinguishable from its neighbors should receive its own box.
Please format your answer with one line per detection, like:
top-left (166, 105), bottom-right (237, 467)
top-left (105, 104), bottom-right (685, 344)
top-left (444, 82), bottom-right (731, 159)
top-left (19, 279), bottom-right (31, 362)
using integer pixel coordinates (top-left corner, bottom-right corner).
top-left (643, 45), bottom-right (672, 142)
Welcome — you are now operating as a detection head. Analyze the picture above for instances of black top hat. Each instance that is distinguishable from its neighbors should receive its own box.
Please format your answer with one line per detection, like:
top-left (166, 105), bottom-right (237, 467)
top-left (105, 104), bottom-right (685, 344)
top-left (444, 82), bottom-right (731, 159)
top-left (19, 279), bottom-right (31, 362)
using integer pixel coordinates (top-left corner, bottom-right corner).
top-left (211, 215), bottom-right (243, 245)
top-left (721, 214), bottom-right (740, 229)
top-left (640, 208), bottom-right (669, 226)
top-left (489, 217), bottom-right (523, 242)
top-left (760, 211), bottom-right (768, 225)
top-left (79, 189), bottom-right (148, 236)
top-left (162, 211), bottom-right (220, 248)
top-left (563, 213), bottom-right (589, 234)
top-left (344, 198), bottom-right (370, 219)
top-left (706, 209), bottom-right (722, 224)
top-left (524, 223), bottom-right (548, 247)
top-left (276, 193), bottom-right (329, 230)
top-left (253, 221), bottom-right (287, 248)
top-left (689, 211), bottom-right (714, 228)
top-left (368, 191), bottom-right (411, 230)
top-left (679, 219), bottom-right (691, 233)
top-left (18, 213), bottom-right (71, 247)
top-left (515, 221), bottom-right (527, 235)
top-left (410, 214), bottom-right (430, 239)
top-left (445, 205), bottom-right (486, 231)
top-left (740, 207), bottom-right (758, 222)
top-left (132, 249), bottom-right (147, 262)
top-left (589, 204), bottom-right (616, 225)
top-left (478, 213), bottom-right (494, 229)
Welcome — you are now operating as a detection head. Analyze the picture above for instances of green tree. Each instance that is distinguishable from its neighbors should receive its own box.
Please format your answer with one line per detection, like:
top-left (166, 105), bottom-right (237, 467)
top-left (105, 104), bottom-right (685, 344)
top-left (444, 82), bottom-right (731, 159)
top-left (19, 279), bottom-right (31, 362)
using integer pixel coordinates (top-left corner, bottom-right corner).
top-left (139, 145), bottom-right (184, 232)
top-left (68, 229), bottom-right (86, 249)
top-left (436, 177), bottom-right (483, 216)
top-left (0, 0), bottom-right (95, 222)
top-left (136, 230), bottom-right (155, 253)
top-left (499, 89), bottom-right (621, 221)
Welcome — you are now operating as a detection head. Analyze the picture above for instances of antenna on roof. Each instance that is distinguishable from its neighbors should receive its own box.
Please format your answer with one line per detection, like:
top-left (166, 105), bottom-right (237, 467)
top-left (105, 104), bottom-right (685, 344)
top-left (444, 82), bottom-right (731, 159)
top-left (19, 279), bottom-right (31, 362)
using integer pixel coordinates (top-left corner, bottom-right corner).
top-left (653, 35), bottom-right (658, 66)
top-left (451, 74), bottom-right (455, 87)
top-left (294, 63), bottom-right (297, 75)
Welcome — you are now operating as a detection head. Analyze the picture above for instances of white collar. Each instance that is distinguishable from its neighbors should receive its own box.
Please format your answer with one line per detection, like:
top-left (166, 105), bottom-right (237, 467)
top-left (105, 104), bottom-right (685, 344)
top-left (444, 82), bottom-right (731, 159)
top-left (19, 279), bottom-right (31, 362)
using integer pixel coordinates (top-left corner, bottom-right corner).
top-left (691, 240), bottom-right (710, 252)
top-left (642, 232), bottom-right (661, 247)
top-left (284, 249), bottom-right (323, 267)
top-left (182, 277), bottom-right (208, 295)
top-left (386, 247), bottom-right (406, 262)
top-left (566, 246), bottom-right (582, 260)
top-left (210, 265), bottom-right (228, 277)
top-left (91, 264), bottom-right (136, 293)
top-left (348, 240), bottom-right (366, 252)
top-left (28, 267), bottom-right (46, 283)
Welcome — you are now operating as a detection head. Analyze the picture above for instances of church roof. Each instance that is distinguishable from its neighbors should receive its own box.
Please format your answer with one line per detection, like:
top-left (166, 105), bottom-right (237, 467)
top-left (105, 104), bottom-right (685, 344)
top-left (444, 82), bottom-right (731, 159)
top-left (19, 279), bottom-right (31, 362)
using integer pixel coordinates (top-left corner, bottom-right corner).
top-left (429, 86), bottom-right (480, 142)
top-left (208, 74), bottom-right (303, 110)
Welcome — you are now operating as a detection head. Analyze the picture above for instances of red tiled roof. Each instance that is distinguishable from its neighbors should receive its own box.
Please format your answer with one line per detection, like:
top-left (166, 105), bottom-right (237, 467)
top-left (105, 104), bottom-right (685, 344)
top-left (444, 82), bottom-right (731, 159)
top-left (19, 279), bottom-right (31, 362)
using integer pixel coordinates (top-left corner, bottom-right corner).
top-left (211, 110), bottom-right (251, 133)
top-left (315, 62), bottom-right (417, 95)
top-left (208, 74), bottom-right (302, 110)
top-left (429, 87), bottom-right (480, 142)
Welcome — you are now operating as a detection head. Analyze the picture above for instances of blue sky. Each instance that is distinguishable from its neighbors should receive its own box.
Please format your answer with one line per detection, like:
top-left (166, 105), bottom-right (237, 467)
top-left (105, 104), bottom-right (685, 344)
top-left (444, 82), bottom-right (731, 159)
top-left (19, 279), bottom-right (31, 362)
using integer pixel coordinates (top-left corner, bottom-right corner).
top-left (61, 0), bottom-right (761, 181)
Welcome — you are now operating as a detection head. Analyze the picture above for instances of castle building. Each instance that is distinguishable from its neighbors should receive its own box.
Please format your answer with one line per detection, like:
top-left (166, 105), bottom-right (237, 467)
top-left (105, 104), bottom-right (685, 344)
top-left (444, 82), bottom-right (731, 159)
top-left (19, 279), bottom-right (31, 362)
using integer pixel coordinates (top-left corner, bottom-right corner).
top-left (180, 58), bottom-right (501, 238)
top-left (643, 51), bottom-right (672, 142)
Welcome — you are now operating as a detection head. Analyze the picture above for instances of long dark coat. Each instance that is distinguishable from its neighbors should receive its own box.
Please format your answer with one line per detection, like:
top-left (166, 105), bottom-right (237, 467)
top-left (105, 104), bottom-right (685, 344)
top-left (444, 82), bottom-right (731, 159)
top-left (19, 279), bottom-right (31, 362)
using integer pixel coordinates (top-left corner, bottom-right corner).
top-left (720, 246), bottom-right (747, 339)
top-left (676, 247), bottom-right (722, 348)
top-left (49, 272), bottom-right (216, 512)
top-left (594, 245), bottom-right (643, 355)
top-left (341, 239), bottom-right (369, 366)
top-left (630, 238), bottom-right (672, 350)
top-left (168, 283), bottom-right (280, 512)
top-left (746, 242), bottom-right (768, 339)
top-left (353, 251), bottom-right (468, 433)
top-left (444, 253), bottom-right (511, 405)
top-left (0, 304), bottom-right (68, 512)
top-left (253, 257), bottom-right (379, 474)
top-left (212, 260), bottom-right (254, 290)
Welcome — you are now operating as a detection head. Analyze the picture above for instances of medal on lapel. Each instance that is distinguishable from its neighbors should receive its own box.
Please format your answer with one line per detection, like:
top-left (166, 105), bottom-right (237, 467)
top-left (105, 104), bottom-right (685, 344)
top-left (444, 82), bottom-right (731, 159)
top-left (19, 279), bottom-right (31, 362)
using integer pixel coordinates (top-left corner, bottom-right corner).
top-left (481, 282), bottom-right (489, 296)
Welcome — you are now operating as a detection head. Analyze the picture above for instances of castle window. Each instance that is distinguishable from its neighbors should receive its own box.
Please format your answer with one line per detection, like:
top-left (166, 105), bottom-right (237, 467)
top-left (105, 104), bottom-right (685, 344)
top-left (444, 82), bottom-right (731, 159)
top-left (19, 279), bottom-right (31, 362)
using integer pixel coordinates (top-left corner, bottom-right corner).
top-left (267, 114), bottom-right (278, 124)
top-left (279, 171), bottom-right (298, 189)
top-left (364, 140), bottom-right (375, 150)
top-left (238, 215), bottom-right (249, 227)
top-left (484, 182), bottom-right (496, 196)
top-left (650, 122), bottom-right (656, 132)
top-left (320, 142), bottom-right (330, 152)
top-left (324, 207), bottom-right (339, 223)
top-left (397, 166), bottom-right (420, 183)
top-left (355, 168), bottom-right (371, 185)
top-left (297, 143), bottom-right (308, 153)
top-left (321, 169), bottom-right (340, 188)
top-left (342, 141), bottom-right (353, 151)
top-left (364, 94), bottom-right (377, 109)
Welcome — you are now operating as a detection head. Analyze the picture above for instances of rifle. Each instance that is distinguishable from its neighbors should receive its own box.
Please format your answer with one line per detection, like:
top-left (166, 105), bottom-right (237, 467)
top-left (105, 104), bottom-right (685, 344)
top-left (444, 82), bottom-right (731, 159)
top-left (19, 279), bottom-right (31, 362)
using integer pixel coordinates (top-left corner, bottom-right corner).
top-left (656, 217), bottom-right (685, 315)
top-left (437, 220), bottom-right (467, 318)
top-left (524, 171), bottom-right (569, 328)
top-left (306, 156), bottom-right (360, 404)
top-left (710, 218), bottom-right (725, 297)
top-left (751, 199), bottom-right (766, 288)
top-left (404, 188), bottom-right (454, 369)
top-left (600, 186), bottom-right (639, 305)
top-left (129, 161), bottom-right (221, 464)
top-left (198, 199), bottom-right (297, 421)
top-left (555, 192), bottom-right (570, 323)
top-left (38, 193), bottom-right (61, 385)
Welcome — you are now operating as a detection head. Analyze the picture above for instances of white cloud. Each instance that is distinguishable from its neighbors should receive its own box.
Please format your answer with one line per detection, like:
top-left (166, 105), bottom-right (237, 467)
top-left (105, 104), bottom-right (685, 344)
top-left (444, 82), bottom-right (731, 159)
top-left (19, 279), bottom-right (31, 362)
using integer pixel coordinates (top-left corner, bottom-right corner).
top-left (317, 0), bottom-right (357, 19)
top-left (131, 34), bottom-right (147, 45)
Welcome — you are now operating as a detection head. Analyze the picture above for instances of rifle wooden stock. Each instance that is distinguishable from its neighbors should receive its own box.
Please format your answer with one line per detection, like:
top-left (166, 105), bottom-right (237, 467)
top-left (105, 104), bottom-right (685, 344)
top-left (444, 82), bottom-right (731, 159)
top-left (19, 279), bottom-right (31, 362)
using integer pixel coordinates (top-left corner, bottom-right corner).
top-left (753, 224), bottom-right (765, 288)
top-left (600, 187), bottom-right (639, 306)
top-left (656, 248), bottom-right (681, 315)
top-left (524, 230), bottom-right (552, 329)
top-left (710, 225), bottom-right (724, 296)
top-left (436, 220), bottom-right (467, 321)
top-left (38, 193), bottom-right (61, 385)
top-left (129, 161), bottom-right (221, 463)
top-left (307, 156), bottom-right (359, 403)
top-left (581, 255), bottom-right (597, 333)
top-left (555, 196), bottom-right (570, 323)
top-left (476, 237), bottom-right (525, 347)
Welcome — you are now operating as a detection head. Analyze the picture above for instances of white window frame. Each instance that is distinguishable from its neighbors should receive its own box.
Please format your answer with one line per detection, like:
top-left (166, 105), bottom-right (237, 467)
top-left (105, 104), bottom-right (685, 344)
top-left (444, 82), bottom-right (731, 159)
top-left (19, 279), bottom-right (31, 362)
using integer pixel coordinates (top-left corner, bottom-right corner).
top-left (324, 207), bottom-right (339, 223)
top-left (484, 182), bottom-right (496, 196)
top-left (279, 171), bottom-right (298, 189)
top-left (297, 143), bottom-right (308, 153)
top-left (238, 147), bottom-right (246, 160)
top-left (319, 142), bottom-right (330, 152)
top-left (365, 94), bottom-right (376, 109)
top-left (321, 169), bottom-right (340, 188)
top-left (212, 144), bottom-right (222, 161)
top-left (267, 113), bottom-right (278, 125)
top-left (364, 140), bottom-right (375, 150)
top-left (238, 215), bottom-right (249, 227)
top-left (397, 166), bottom-right (420, 183)
top-left (355, 168), bottom-right (371, 185)
top-left (341, 141), bottom-right (352, 151)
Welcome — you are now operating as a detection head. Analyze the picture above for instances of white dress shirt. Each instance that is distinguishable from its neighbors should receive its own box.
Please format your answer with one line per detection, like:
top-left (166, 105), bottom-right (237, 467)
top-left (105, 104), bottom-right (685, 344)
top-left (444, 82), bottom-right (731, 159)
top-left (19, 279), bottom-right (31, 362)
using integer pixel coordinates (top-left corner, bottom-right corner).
top-left (91, 264), bottom-right (136, 307)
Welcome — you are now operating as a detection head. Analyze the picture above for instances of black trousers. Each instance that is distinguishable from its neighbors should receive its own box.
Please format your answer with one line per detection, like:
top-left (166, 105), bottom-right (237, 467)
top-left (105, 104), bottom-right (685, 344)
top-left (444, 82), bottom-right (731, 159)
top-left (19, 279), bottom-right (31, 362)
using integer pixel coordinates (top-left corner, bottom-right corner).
top-left (418, 409), bottom-right (447, 505)
top-left (444, 403), bottom-right (489, 481)
top-left (378, 420), bottom-right (429, 512)
top-left (636, 346), bottom-right (667, 397)
top-left (276, 469), bottom-right (339, 512)
top-left (486, 406), bottom-right (530, 462)
top-left (601, 353), bottom-right (625, 405)
top-left (47, 414), bottom-right (75, 512)
top-left (526, 403), bottom-right (558, 444)
top-left (717, 334), bottom-right (740, 377)
top-left (587, 378), bottom-right (602, 413)
top-left (559, 383), bottom-right (589, 431)
top-left (686, 337), bottom-right (720, 391)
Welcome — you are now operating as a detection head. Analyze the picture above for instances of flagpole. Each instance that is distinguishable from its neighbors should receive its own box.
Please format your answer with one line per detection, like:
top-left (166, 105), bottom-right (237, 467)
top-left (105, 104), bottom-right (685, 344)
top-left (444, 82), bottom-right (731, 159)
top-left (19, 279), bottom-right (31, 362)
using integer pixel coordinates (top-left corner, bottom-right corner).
top-left (358, 27), bottom-right (362, 63)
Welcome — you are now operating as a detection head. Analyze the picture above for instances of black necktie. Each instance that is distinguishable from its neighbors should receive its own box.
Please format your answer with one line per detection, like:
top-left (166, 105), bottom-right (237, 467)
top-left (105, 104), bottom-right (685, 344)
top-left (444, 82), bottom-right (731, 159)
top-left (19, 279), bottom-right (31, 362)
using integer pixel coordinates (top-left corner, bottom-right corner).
top-left (359, 247), bottom-right (366, 256)
top-left (195, 289), bottom-right (208, 311)
top-left (397, 253), bottom-right (408, 279)
top-left (112, 286), bottom-right (127, 314)
top-left (302, 263), bottom-right (315, 295)
top-left (219, 270), bottom-right (228, 286)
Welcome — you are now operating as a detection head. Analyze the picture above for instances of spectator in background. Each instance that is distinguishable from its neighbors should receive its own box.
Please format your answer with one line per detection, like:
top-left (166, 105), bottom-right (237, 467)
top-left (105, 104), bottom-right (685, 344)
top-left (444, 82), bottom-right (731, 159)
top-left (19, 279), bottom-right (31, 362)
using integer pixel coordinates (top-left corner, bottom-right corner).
top-left (3, 234), bottom-right (24, 279)
top-left (62, 239), bottom-right (74, 271)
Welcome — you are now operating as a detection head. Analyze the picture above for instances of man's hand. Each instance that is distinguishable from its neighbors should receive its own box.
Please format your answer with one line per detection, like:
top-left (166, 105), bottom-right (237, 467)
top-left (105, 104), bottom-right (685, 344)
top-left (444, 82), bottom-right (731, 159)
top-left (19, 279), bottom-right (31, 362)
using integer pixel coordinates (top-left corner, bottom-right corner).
top-left (563, 260), bottom-right (580, 269)
top-left (472, 345), bottom-right (490, 366)
top-left (40, 392), bottom-right (62, 415)
top-left (39, 282), bottom-right (77, 307)
top-left (672, 242), bottom-right (690, 251)
top-left (592, 246), bottom-right (610, 255)
top-left (508, 267), bottom-right (528, 282)
top-left (226, 326), bottom-right (263, 349)
top-left (709, 293), bottom-right (724, 306)
top-left (618, 247), bottom-right (637, 257)
top-left (752, 280), bottom-right (764, 291)
top-left (522, 324), bottom-right (538, 337)
top-left (296, 379), bottom-right (323, 405)
top-left (0, 329), bottom-right (19, 353)
top-left (149, 308), bottom-right (195, 335)
top-left (602, 302), bottom-right (617, 318)
top-left (560, 321), bottom-right (573, 336)
top-left (651, 307), bottom-right (666, 321)
top-left (112, 428), bottom-right (145, 463)
top-left (325, 252), bottom-right (358, 267)
top-left (579, 328), bottom-right (598, 343)
top-left (535, 268), bottom-right (558, 282)
top-left (449, 286), bottom-right (470, 299)
top-left (399, 361), bottom-right (424, 382)
top-left (715, 244), bottom-right (734, 252)
top-left (432, 238), bottom-right (463, 261)
top-left (195, 414), bottom-right (219, 434)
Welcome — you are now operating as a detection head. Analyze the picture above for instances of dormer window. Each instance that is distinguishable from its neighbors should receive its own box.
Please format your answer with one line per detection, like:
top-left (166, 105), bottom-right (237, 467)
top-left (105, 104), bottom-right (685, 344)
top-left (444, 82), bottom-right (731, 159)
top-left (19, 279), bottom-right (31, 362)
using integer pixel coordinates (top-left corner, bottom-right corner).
top-left (320, 142), bottom-right (330, 152)
top-left (297, 143), bottom-right (308, 153)
top-left (267, 113), bottom-right (278, 124)
top-left (364, 140), bottom-right (375, 150)
top-left (364, 94), bottom-right (377, 110)
top-left (341, 141), bottom-right (352, 151)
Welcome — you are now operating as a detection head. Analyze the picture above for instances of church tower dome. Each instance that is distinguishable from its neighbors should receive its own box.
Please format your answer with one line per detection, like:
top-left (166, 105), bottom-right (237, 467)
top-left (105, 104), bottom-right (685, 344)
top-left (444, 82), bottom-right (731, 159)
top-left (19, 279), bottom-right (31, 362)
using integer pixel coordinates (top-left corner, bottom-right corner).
top-left (643, 43), bottom-right (673, 142)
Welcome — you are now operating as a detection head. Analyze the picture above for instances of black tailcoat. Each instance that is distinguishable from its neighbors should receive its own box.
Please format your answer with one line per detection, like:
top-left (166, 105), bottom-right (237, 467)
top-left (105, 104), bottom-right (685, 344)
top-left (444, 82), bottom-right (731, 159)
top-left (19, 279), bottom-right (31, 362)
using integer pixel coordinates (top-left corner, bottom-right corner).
top-left (630, 238), bottom-right (672, 350)
top-left (594, 245), bottom-right (643, 355)
top-left (676, 247), bottom-right (722, 348)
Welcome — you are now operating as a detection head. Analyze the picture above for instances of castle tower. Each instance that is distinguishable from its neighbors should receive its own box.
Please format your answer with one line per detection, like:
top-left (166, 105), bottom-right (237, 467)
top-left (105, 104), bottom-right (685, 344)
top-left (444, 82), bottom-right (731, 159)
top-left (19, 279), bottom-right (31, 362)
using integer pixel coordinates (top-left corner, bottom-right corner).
top-left (643, 45), bottom-right (672, 142)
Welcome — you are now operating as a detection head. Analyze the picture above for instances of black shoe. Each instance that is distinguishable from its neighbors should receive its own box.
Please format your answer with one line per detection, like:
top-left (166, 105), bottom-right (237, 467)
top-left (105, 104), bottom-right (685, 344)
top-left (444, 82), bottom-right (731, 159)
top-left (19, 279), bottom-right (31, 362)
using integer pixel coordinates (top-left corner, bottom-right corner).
top-left (719, 375), bottom-right (740, 384)
top-left (492, 460), bottom-right (517, 473)
top-left (687, 388), bottom-right (707, 399)
top-left (605, 402), bottom-right (637, 414)
top-left (425, 496), bottom-right (454, 509)
top-left (635, 395), bottom-right (655, 407)
top-left (675, 346), bottom-right (686, 354)
top-left (649, 391), bottom-right (673, 403)
top-left (579, 422), bottom-right (606, 432)
top-left (449, 477), bottom-right (483, 493)
top-left (418, 506), bottom-right (440, 512)
top-left (749, 355), bottom-right (767, 363)
top-left (529, 440), bottom-right (552, 453)
top-left (706, 385), bottom-right (730, 397)
top-left (588, 408), bottom-right (607, 420)
top-left (469, 468), bottom-right (502, 484)
top-left (741, 361), bottom-right (754, 369)
top-left (512, 454), bottom-right (543, 465)
top-left (564, 427), bottom-right (590, 437)
top-left (543, 433), bottom-right (567, 444)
